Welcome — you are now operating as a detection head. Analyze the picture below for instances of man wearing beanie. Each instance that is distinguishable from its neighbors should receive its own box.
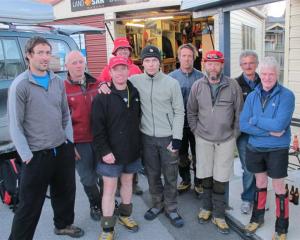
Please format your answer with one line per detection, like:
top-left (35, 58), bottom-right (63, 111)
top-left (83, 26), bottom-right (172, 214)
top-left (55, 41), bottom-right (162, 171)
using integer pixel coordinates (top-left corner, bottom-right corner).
top-left (187, 50), bottom-right (243, 234)
top-left (99, 45), bottom-right (185, 228)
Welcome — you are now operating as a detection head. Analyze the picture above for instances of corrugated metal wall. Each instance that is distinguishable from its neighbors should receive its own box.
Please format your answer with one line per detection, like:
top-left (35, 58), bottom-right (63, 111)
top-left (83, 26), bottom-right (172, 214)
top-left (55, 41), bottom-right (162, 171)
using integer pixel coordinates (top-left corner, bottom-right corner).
top-left (52, 15), bottom-right (106, 77)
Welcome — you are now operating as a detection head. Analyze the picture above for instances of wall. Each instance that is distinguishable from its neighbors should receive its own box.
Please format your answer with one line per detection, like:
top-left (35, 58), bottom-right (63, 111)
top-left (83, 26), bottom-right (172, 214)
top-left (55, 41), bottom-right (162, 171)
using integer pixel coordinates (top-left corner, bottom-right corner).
top-left (285, 0), bottom-right (300, 118)
top-left (230, 9), bottom-right (264, 78)
top-left (53, 15), bottom-right (106, 77)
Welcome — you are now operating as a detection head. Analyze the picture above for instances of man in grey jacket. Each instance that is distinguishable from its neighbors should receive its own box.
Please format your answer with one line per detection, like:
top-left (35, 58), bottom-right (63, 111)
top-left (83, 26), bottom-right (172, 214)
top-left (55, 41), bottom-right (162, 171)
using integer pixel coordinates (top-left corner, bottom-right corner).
top-left (99, 45), bottom-right (185, 228)
top-left (8, 37), bottom-right (83, 240)
top-left (187, 50), bottom-right (243, 234)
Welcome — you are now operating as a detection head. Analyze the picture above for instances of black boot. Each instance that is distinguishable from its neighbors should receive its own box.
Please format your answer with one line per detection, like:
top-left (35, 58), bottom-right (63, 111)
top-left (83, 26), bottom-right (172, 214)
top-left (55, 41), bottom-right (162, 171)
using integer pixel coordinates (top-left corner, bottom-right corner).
top-left (275, 193), bottom-right (289, 235)
top-left (83, 185), bottom-right (102, 221)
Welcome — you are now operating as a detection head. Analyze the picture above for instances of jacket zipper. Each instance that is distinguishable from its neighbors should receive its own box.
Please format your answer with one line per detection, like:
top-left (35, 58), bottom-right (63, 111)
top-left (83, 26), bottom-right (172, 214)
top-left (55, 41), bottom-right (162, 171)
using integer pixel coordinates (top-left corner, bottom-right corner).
top-left (150, 77), bottom-right (155, 136)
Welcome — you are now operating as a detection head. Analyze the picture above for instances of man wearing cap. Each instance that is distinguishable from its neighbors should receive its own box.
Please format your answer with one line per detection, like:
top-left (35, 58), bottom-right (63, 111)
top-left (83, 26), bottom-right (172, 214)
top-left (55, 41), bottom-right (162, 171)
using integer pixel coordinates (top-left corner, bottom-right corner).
top-left (64, 50), bottom-right (102, 221)
top-left (97, 37), bottom-right (142, 82)
top-left (169, 43), bottom-right (204, 195)
top-left (99, 45), bottom-right (185, 228)
top-left (98, 36), bottom-right (143, 196)
top-left (92, 56), bottom-right (142, 240)
top-left (187, 50), bottom-right (243, 234)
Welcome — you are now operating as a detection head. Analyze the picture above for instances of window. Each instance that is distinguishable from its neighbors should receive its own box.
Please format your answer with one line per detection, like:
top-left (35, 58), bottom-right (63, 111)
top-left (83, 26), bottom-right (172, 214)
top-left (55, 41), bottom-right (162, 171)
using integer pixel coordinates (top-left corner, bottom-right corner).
top-left (242, 25), bottom-right (256, 50)
top-left (0, 39), bottom-right (23, 80)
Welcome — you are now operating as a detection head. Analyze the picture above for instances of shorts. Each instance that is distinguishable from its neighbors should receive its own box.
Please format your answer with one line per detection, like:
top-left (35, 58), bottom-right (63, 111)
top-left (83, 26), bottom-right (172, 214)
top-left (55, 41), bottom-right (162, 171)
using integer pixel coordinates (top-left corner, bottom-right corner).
top-left (245, 147), bottom-right (289, 179)
top-left (195, 136), bottom-right (235, 182)
top-left (96, 159), bottom-right (142, 178)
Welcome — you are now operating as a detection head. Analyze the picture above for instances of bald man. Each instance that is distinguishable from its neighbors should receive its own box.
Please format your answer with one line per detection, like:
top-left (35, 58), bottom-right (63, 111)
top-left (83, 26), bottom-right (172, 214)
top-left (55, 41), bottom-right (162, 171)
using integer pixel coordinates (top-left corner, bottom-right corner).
top-left (64, 51), bottom-right (102, 221)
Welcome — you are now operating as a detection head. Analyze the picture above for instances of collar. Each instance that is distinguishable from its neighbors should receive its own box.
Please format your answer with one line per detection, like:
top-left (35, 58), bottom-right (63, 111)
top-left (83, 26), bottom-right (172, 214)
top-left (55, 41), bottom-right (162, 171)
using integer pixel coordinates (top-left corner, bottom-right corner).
top-left (67, 72), bottom-right (96, 85)
top-left (27, 70), bottom-right (56, 85)
top-left (179, 68), bottom-right (195, 76)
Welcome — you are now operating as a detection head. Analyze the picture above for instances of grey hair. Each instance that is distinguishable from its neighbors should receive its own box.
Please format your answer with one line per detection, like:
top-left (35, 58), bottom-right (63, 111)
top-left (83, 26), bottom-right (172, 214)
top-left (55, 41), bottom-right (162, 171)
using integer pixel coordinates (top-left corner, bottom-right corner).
top-left (258, 56), bottom-right (280, 77)
top-left (239, 50), bottom-right (259, 65)
top-left (65, 50), bottom-right (86, 64)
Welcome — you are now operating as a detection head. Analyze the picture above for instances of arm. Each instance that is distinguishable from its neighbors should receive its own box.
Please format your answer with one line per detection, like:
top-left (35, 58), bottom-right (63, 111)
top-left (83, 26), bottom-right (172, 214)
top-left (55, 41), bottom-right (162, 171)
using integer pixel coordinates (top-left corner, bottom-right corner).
top-left (61, 87), bottom-right (74, 142)
top-left (233, 81), bottom-right (244, 138)
top-left (91, 96), bottom-right (112, 161)
top-left (251, 91), bottom-right (295, 132)
top-left (97, 65), bottom-right (112, 82)
top-left (170, 81), bottom-right (185, 140)
top-left (239, 96), bottom-right (269, 136)
top-left (187, 83), bottom-right (199, 133)
top-left (8, 82), bottom-right (32, 162)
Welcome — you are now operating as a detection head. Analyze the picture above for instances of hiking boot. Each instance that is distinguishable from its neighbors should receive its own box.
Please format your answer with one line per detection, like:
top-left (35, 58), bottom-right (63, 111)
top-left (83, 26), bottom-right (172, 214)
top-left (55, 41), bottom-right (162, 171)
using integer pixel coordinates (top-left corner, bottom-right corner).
top-left (54, 225), bottom-right (84, 238)
top-left (197, 209), bottom-right (212, 224)
top-left (165, 211), bottom-right (184, 228)
top-left (244, 221), bottom-right (263, 236)
top-left (212, 217), bottom-right (230, 234)
top-left (241, 201), bottom-right (252, 215)
top-left (133, 184), bottom-right (143, 196)
top-left (91, 205), bottom-right (102, 221)
top-left (272, 233), bottom-right (287, 240)
top-left (194, 184), bottom-right (204, 195)
top-left (119, 216), bottom-right (139, 232)
top-left (177, 181), bottom-right (191, 193)
top-left (144, 207), bottom-right (164, 221)
top-left (98, 231), bottom-right (115, 240)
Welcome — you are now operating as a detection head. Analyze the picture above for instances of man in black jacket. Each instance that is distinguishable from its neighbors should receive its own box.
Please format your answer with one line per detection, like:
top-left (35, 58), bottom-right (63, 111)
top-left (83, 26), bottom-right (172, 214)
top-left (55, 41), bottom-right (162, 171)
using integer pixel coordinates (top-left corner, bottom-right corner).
top-left (92, 56), bottom-right (141, 240)
top-left (236, 50), bottom-right (261, 215)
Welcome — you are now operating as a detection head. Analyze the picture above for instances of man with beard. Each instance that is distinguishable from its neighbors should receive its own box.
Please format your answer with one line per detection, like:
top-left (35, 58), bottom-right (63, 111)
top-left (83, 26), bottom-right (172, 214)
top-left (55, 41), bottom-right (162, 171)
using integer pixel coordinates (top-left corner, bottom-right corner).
top-left (187, 50), bottom-right (243, 234)
top-left (169, 43), bottom-right (204, 195)
top-left (8, 37), bottom-right (84, 239)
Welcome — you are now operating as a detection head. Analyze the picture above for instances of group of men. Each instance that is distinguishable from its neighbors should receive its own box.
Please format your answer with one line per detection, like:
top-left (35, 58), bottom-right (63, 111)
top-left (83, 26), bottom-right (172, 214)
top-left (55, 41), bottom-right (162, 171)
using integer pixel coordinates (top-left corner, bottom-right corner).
top-left (7, 35), bottom-right (295, 240)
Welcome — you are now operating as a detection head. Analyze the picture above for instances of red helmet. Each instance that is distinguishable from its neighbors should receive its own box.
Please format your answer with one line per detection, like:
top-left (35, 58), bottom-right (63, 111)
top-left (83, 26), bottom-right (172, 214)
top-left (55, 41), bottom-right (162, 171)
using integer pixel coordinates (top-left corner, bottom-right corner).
top-left (203, 50), bottom-right (224, 63)
top-left (112, 37), bottom-right (132, 55)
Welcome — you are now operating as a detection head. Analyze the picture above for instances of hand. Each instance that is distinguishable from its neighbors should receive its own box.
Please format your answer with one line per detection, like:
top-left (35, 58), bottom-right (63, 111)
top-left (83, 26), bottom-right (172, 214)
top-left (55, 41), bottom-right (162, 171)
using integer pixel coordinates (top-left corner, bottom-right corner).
top-left (270, 130), bottom-right (285, 137)
top-left (24, 159), bottom-right (31, 165)
top-left (102, 153), bottom-right (116, 164)
top-left (167, 142), bottom-right (178, 153)
top-left (74, 147), bottom-right (81, 161)
top-left (98, 82), bottom-right (111, 94)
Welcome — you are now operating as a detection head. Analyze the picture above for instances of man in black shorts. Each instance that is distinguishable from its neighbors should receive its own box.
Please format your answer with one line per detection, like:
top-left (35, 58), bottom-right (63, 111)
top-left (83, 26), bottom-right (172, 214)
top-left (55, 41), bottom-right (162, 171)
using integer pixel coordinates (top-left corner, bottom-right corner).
top-left (240, 57), bottom-right (295, 240)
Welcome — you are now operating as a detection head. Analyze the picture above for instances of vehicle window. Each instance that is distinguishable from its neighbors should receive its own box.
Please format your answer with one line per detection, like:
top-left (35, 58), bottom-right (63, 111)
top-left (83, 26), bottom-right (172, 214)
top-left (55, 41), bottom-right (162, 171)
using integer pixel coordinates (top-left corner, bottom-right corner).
top-left (0, 39), bottom-right (23, 80)
top-left (47, 39), bottom-right (71, 73)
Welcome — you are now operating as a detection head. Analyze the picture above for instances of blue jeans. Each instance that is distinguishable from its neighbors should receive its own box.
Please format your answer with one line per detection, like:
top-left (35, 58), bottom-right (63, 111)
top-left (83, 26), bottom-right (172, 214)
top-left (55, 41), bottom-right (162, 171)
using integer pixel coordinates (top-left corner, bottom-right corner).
top-left (236, 134), bottom-right (255, 203)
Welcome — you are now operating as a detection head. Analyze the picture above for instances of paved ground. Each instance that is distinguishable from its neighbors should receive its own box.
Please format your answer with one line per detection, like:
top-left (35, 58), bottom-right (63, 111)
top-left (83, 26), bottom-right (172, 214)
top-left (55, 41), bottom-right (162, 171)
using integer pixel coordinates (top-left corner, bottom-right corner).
top-left (0, 172), bottom-right (241, 240)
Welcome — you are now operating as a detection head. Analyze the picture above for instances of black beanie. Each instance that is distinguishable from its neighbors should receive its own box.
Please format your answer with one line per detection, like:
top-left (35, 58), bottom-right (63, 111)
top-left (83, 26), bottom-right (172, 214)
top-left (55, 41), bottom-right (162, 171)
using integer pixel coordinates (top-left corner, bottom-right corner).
top-left (141, 45), bottom-right (161, 62)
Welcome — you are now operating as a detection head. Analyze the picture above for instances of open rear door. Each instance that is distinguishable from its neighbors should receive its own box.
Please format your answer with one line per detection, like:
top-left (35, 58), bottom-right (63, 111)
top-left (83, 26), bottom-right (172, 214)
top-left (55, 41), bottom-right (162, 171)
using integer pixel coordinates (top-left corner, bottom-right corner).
top-left (0, 0), bottom-right (54, 24)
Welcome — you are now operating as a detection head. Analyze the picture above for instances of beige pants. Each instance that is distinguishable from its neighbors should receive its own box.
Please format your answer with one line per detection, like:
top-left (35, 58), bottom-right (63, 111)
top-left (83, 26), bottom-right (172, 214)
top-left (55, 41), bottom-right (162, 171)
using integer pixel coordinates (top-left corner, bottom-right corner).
top-left (195, 136), bottom-right (236, 182)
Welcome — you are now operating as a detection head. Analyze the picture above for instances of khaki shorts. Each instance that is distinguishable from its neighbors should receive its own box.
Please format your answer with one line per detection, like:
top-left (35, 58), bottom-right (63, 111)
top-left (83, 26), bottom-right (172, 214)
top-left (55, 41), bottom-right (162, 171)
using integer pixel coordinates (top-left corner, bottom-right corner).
top-left (195, 136), bottom-right (236, 182)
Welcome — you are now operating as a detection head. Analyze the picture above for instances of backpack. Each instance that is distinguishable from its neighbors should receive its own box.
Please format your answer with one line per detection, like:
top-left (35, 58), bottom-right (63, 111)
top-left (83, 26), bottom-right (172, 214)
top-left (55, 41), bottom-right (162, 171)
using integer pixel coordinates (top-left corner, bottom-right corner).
top-left (0, 158), bottom-right (21, 212)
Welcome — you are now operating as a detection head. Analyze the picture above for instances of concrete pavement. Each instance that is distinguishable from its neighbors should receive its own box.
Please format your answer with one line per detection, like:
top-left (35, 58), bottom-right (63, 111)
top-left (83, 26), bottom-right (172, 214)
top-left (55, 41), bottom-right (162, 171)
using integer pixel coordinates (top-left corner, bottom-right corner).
top-left (0, 172), bottom-right (241, 240)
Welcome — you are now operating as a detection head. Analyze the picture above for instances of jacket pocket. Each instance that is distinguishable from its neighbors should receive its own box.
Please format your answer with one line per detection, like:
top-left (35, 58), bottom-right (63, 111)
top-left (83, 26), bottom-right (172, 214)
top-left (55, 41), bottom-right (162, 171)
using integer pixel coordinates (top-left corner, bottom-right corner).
top-left (166, 113), bottom-right (173, 130)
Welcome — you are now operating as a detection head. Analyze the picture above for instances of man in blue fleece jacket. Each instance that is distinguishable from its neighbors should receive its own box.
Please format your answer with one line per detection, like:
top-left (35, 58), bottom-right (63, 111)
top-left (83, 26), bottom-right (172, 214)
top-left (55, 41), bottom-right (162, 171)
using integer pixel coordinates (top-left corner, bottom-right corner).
top-left (240, 57), bottom-right (295, 240)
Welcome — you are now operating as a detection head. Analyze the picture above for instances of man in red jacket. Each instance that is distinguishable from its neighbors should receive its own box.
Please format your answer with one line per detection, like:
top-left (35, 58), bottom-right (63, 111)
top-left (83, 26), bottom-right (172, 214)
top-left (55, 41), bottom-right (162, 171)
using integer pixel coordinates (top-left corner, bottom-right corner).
top-left (98, 37), bottom-right (143, 195)
top-left (65, 50), bottom-right (102, 221)
top-left (97, 37), bottom-right (142, 82)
